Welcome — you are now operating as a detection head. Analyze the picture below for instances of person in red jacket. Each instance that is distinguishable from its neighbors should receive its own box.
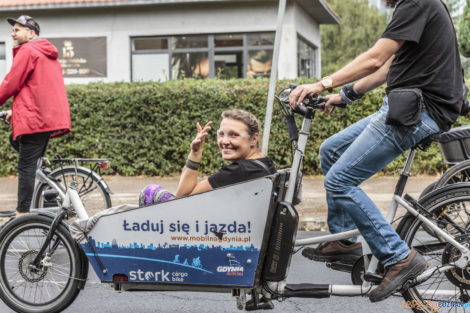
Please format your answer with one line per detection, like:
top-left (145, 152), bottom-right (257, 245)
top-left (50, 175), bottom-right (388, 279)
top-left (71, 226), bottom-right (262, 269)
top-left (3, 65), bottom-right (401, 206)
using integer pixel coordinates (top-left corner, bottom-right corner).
top-left (0, 15), bottom-right (71, 217)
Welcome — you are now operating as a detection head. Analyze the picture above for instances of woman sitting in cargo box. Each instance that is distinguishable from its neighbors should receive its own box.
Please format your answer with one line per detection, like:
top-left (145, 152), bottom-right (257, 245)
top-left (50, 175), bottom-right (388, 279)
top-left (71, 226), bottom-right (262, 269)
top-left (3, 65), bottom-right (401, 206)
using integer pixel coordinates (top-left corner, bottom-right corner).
top-left (139, 109), bottom-right (277, 206)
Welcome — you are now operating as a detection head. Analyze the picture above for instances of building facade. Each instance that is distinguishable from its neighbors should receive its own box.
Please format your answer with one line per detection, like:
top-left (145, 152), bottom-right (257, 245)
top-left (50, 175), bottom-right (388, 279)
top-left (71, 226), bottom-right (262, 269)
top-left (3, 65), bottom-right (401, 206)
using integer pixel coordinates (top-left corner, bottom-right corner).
top-left (0, 0), bottom-right (339, 84)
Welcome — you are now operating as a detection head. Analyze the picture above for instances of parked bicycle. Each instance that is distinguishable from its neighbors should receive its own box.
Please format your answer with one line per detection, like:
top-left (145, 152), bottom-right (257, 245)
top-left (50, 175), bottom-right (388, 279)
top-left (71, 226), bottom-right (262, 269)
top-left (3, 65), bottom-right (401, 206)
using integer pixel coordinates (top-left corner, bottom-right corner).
top-left (0, 87), bottom-right (469, 313)
top-left (32, 157), bottom-right (113, 215)
top-left (0, 110), bottom-right (113, 218)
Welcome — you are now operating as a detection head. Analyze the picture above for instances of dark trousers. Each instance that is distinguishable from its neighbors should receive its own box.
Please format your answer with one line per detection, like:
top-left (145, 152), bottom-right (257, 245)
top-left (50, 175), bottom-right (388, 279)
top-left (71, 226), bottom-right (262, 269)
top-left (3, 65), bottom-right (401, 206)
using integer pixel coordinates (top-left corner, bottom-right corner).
top-left (10, 132), bottom-right (50, 212)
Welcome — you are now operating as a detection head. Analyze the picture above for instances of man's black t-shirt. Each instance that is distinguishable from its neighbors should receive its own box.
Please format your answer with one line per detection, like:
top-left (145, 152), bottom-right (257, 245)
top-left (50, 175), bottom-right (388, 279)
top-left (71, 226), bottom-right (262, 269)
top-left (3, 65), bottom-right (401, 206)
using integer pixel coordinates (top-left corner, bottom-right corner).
top-left (382, 0), bottom-right (463, 131)
top-left (208, 157), bottom-right (277, 189)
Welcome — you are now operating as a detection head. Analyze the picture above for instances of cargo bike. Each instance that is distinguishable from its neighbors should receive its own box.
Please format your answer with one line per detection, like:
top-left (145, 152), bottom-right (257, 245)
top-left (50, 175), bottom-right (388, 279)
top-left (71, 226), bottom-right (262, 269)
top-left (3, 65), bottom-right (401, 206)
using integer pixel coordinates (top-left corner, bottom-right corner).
top-left (1, 86), bottom-right (470, 313)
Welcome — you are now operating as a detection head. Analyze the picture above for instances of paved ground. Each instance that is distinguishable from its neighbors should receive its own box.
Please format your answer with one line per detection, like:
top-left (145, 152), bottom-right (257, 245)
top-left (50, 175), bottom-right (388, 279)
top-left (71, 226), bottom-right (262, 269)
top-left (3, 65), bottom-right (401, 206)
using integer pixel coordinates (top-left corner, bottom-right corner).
top-left (0, 175), bottom-right (438, 230)
top-left (0, 231), bottom-right (412, 313)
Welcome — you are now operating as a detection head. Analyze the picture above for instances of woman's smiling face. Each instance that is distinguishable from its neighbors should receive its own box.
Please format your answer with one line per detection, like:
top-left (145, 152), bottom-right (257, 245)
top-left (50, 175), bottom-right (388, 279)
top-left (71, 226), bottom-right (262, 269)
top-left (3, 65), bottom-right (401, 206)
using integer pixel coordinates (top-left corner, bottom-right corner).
top-left (217, 118), bottom-right (258, 161)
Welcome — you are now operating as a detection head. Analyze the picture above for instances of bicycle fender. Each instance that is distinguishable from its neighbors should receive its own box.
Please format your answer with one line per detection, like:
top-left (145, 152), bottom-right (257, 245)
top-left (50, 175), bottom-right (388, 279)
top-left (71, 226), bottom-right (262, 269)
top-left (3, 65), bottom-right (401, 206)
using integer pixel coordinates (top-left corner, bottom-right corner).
top-left (415, 182), bottom-right (470, 206)
top-left (50, 165), bottom-right (114, 195)
top-left (396, 182), bottom-right (470, 232)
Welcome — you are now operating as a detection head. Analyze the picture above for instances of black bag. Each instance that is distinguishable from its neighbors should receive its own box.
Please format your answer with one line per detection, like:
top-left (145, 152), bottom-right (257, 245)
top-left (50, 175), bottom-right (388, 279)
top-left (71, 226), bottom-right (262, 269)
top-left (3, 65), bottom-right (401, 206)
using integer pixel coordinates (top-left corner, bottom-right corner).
top-left (386, 88), bottom-right (424, 127)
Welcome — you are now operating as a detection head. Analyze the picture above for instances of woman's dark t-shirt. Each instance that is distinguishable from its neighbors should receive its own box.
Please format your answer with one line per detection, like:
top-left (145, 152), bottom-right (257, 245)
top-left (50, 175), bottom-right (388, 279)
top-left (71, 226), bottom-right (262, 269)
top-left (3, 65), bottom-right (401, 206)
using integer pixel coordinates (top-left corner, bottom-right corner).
top-left (381, 0), bottom-right (463, 131)
top-left (208, 157), bottom-right (277, 189)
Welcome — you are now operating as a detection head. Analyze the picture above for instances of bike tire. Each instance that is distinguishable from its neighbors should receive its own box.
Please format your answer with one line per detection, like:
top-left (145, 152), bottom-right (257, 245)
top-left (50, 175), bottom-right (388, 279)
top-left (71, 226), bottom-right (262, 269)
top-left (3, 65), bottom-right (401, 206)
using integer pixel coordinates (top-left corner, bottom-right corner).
top-left (396, 184), bottom-right (470, 313)
top-left (436, 159), bottom-right (470, 188)
top-left (420, 159), bottom-right (470, 199)
top-left (0, 214), bottom-right (82, 313)
top-left (33, 167), bottom-right (112, 217)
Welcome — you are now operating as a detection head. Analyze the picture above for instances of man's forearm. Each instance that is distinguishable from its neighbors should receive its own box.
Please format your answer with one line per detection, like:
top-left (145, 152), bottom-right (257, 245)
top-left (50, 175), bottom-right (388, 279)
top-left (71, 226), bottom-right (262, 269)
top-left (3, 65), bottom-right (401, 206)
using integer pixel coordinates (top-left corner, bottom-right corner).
top-left (353, 55), bottom-right (394, 95)
top-left (328, 38), bottom-right (402, 89)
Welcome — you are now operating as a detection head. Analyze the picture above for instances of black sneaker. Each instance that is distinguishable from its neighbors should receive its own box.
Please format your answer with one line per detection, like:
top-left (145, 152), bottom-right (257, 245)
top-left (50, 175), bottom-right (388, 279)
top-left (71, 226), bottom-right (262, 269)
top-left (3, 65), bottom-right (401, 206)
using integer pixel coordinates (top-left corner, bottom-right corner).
top-left (302, 240), bottom-right (362, 264)
top-left (369, 248), bottom-right (427, 302)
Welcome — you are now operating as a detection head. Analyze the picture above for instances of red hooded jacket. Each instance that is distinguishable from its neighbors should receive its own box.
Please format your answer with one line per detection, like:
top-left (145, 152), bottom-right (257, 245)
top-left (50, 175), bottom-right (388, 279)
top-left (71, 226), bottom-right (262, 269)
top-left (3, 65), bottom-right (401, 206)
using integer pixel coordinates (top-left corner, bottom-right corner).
top-left (0, 39), bottom-right (71, 140)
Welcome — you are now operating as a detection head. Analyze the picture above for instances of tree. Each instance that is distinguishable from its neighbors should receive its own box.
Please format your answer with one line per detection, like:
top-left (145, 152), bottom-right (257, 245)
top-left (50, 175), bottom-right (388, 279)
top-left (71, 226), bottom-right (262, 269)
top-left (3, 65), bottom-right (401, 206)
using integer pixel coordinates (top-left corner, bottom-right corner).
top-left (459, 0), bottom-right (470, 57)
top-left (321, 0), bottom-right (387, 76)
top-left (445, 0), bottom-right (465, 23)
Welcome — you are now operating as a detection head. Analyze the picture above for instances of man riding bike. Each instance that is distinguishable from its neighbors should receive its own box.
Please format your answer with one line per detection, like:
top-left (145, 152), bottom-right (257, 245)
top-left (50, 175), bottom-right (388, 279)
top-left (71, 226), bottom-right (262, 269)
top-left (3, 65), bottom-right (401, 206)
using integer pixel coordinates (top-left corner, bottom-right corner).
top-left (289, 0), bottom-right (465, 302)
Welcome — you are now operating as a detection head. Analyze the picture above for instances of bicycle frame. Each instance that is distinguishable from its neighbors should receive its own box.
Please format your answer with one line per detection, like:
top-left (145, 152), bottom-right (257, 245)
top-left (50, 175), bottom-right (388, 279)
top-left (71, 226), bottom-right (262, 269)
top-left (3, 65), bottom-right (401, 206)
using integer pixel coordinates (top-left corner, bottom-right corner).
top-left (263, 107), bottom-right (470, 298)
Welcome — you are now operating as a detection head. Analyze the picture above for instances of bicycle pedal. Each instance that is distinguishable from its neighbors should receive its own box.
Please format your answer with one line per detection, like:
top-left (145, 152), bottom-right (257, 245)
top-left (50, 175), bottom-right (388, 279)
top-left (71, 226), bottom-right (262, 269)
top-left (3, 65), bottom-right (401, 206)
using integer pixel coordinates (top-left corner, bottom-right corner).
top-left (326, 261), bottom-right (353, 273)
top-left (399, 279), bottom-right (415, 292)
top-left (363, 272), bottom-right (383, 284)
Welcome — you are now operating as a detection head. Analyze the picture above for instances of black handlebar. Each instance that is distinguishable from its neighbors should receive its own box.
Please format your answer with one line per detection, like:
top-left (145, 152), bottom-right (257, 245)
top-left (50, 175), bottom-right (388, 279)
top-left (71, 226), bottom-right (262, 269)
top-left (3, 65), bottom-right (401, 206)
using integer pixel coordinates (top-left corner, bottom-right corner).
top-left (276, 84), bottom-right (347, 118)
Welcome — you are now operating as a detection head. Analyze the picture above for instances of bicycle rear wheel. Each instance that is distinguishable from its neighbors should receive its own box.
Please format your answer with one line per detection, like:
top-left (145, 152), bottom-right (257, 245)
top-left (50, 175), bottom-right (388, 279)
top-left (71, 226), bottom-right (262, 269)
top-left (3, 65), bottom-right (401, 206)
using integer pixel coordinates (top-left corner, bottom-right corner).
top-left (420, 160), bottom-right (470, 199)
top-left (33, 167), bottom-right (112, 217)
top-left (0, 214), bottom-right (82, 313)
top-left (397, 185), bottom-right (470, 313)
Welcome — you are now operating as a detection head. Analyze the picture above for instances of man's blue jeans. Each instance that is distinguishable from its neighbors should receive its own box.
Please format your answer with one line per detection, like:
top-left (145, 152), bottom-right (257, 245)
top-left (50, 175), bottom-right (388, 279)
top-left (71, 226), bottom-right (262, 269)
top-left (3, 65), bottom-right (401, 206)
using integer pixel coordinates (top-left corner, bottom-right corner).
top-left (319, 98), bottom-right (440, 267)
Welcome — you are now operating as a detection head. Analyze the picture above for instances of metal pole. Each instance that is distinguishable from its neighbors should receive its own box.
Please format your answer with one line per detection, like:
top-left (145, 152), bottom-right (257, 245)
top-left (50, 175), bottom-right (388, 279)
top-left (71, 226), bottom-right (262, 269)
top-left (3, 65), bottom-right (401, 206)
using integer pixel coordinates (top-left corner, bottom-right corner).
top-left (261, 0), bottom-right (287, 155)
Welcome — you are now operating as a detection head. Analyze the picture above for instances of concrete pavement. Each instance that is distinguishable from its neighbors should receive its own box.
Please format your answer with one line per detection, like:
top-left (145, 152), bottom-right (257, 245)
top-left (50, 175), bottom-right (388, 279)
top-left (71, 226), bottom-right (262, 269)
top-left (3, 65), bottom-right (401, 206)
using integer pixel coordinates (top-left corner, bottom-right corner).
top-left (0, 175), bottom-right (438, 230)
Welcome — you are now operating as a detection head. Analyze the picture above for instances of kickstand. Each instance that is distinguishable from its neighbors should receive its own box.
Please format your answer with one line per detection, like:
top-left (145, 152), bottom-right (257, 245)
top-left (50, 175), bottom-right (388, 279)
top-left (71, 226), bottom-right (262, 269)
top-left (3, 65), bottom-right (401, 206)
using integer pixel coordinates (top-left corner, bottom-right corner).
top-left (245, 289), bottom-right (274, 311)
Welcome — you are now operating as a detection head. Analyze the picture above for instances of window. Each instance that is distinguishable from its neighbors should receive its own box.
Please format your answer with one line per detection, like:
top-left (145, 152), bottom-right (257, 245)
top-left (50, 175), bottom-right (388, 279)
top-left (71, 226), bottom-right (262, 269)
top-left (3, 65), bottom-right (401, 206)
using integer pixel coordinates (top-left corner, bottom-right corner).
top-left (131, 38), bottom-right (170, 81)
top-left (297, 37), bottom-right (317, 78)
top-left (131, 32), bottom-right (274, 81)
top-left (0, 43), bottom-right (6, 81)
top-left (172, 52), bottom-right (209, 79)
top-left (247, 49), bottom-right (273, 79)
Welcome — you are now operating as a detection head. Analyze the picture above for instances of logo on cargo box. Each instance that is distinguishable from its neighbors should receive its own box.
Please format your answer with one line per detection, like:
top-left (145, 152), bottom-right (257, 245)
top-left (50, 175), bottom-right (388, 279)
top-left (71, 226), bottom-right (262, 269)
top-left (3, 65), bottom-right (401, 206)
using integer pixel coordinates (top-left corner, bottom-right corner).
top-left (217, 255), bottom-right (244, 276)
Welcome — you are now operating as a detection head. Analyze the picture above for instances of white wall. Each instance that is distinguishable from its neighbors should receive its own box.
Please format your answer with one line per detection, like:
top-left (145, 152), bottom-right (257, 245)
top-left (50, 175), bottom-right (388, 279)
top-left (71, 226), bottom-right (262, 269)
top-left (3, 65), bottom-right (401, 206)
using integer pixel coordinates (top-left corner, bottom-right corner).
top-left (294, 1), bottom-right (321, 78)
top-left (0, 1), bottom-right (323, 83)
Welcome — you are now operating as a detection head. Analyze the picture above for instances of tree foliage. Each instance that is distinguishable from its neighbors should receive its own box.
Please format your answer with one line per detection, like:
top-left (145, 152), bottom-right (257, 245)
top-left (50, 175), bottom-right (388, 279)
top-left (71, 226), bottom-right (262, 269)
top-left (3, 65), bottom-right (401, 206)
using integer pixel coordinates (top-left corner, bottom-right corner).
top-left (0, 79), bottom-right (463, 177)
top-left (459, 0), bottom-right (470, 57)
top-left (320, 0), bottom-right (387, 75)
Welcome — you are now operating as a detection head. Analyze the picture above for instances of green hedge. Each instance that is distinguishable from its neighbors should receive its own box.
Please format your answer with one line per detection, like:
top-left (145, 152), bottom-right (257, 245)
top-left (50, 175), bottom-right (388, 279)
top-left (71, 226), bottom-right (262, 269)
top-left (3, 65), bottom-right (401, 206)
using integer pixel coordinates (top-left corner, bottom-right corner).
top-left (0, 79), bottom-right (467, 176)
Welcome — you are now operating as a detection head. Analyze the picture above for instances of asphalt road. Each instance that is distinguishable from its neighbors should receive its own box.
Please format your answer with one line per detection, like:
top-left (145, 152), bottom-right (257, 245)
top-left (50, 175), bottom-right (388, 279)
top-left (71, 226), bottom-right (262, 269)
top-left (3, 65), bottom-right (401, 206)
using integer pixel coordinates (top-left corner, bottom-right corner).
top-left (0, 232), bottom-right (411, 313)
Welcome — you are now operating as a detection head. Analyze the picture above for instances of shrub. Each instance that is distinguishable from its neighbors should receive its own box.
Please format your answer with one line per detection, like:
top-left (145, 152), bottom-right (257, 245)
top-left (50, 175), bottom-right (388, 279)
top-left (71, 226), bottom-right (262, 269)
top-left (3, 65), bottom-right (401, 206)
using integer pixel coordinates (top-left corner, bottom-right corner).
top-left (0, 79), bottom-right (466, 176)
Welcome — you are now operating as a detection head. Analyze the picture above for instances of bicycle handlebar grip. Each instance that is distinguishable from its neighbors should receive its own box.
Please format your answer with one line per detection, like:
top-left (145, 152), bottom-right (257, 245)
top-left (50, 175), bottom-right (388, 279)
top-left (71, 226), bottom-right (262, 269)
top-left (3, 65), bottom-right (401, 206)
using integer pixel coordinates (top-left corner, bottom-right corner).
top-left (289, 83), bottom-right (299, 90)
top-left (291, 104), bottom-right (309, 115)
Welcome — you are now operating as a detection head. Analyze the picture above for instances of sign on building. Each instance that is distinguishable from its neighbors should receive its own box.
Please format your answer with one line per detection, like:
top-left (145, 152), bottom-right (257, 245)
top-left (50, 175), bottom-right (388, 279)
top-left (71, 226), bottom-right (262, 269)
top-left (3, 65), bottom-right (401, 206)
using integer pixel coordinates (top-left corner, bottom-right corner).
top-left (48, 37), bottom-right (107, 77)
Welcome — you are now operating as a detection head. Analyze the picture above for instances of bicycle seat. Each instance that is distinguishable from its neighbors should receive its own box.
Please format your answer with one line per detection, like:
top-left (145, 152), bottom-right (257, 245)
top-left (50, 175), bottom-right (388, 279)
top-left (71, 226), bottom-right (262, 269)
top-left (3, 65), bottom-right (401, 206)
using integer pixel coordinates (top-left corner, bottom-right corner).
top-left (413, 133), bottom-right (441, 151)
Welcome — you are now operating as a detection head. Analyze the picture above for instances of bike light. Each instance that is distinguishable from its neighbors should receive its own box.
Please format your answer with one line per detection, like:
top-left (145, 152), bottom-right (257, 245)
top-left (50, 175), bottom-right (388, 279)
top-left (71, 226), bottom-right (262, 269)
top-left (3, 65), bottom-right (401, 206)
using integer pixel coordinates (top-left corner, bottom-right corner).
top-left (100, 161), bottom-right (110, 170)
top-left (112, 274), bottom-right (128, 282)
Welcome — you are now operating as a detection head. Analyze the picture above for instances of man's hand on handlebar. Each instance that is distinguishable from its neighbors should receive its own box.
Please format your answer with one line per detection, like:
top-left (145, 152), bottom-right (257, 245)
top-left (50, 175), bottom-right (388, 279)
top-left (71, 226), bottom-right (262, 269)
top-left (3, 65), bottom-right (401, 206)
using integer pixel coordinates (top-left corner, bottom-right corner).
top-left (289, 82), bottom-right (323, 107)
top-left (322, 94), bottom-right (346, 115)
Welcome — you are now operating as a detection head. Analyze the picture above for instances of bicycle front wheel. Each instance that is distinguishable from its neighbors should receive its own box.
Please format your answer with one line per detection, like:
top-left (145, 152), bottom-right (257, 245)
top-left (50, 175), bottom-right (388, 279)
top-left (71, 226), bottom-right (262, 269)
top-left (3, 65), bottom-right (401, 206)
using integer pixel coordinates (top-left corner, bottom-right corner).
top-left (397, 184), bottom-right (470, 313)
top-left (0, 214), bottom-right (82, 313)
top-left (33, 167), bottom-right (112, 217)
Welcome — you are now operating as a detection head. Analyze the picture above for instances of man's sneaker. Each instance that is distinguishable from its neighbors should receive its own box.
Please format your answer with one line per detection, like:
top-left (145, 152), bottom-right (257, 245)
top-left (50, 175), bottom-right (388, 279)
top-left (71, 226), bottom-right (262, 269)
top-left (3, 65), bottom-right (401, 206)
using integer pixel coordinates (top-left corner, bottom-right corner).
top-left (369, 248), bottom-right (427, 303)
top-left (302, 240), bottom-right (362, 264)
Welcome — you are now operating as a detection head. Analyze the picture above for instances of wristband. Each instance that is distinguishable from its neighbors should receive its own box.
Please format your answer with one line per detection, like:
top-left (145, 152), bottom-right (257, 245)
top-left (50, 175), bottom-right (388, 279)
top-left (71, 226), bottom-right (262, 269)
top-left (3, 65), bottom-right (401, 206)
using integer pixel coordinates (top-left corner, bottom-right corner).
top-left (340, 84), bottom-right (364, 105)
top-left (185, 158), bottom-right (200, 171)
